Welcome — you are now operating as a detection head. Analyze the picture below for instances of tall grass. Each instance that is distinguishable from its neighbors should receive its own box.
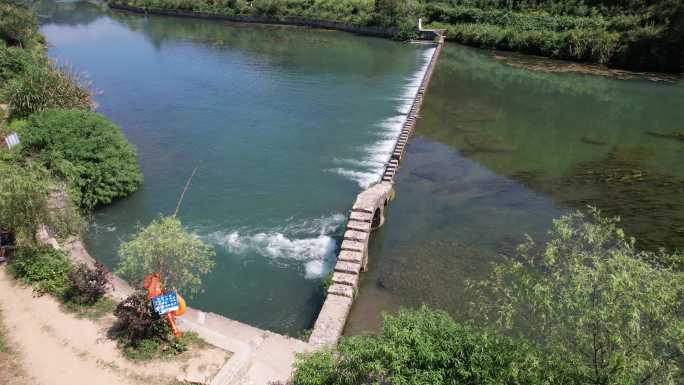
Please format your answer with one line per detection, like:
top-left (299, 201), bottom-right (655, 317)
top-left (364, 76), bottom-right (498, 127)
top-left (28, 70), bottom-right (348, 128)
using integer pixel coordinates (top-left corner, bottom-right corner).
top-left (5, 63), bottom-right (92, 119)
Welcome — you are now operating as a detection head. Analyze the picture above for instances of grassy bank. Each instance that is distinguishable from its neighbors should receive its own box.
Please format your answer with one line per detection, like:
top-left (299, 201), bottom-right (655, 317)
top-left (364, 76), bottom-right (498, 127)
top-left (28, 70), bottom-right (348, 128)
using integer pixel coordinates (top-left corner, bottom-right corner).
top-left (108, 0), bottom-right (682, 72)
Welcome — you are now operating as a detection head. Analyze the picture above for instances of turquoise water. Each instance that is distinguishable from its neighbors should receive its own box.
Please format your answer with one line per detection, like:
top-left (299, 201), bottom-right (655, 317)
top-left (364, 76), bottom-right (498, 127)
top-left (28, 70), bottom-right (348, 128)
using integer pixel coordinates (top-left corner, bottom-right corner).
top-left (347, 44), bottom-right (684, 333)
top-left (39, 1), bottom-right (434, 334)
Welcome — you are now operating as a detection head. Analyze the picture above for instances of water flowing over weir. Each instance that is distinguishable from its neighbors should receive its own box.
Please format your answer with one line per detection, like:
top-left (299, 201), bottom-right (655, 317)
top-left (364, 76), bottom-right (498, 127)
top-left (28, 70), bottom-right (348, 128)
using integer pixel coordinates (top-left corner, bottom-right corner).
top-left (309, 36), bottom-right (445, 347)
top-left (40, 0), bottom-right (440, 336)
top-left (329, 46), bottom-right (438, 189)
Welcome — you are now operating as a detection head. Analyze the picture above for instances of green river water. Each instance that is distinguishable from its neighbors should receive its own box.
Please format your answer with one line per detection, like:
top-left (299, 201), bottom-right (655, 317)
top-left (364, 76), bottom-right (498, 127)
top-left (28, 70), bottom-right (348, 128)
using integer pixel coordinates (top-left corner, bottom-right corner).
top-left (346, 44), bottom-right (684, 333)
top-left (39, 0), bottom-right (434, 335)
top-left (39, 1), bottom-right (684, 336)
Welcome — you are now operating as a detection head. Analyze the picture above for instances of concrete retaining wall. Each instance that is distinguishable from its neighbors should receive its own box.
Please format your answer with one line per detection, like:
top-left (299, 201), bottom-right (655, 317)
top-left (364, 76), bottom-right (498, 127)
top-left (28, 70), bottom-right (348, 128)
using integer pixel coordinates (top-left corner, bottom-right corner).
top-left (308, 37), bottom-right (444, 348)
top-left (109, 3), bottom-right (442, 41)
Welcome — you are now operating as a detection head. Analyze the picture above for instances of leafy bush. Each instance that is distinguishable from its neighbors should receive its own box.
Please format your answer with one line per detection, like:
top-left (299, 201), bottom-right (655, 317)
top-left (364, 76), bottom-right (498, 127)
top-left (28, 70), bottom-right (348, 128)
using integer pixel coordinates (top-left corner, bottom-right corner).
top-left (5, 64), bottom-right (92, 119)
top-left (112, 291), bottom-right (190, 361)
top-left (117, 216), bottom-right (215, 298)
top-left (0, 2), bottom-right (39, 48)
top-left (64, 262), bottom-right (111, 305)
top-left (113, 291), bottom-right (169, 345)
top-left (0, 41), bottom-right (38, 83)
top-left (471, 210), bottom-right (684, 385)
top-left (8, 246), bottom-right (72, 296)
top-left (291, 307), bottom-right (543, 385)
top-left (20, 109), bottom-right (143, 209)
top-left (0, 158), bottom-right (78, 243)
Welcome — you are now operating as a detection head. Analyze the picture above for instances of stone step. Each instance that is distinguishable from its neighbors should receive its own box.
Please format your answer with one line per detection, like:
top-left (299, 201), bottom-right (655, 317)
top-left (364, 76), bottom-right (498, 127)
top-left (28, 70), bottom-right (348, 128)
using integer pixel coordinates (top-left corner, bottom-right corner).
top-left (344, 230), bottom-right (369, 243)
top-left (346, 220), bottom-right (371, 233)
top-left (351, 206), bottom-right (374, 214)
top-left (328, 283), bottom-right (354, 298)
top-left (349, 211), bottom-right (373, 223)
top-left (340, 240), bottom-right (365, 253)
top-left (332, 272), bottom-right (359, 288)
top-left (334, 260), bottom-right (361, 275)
top-left (338, 250), bottom-right (363, 264)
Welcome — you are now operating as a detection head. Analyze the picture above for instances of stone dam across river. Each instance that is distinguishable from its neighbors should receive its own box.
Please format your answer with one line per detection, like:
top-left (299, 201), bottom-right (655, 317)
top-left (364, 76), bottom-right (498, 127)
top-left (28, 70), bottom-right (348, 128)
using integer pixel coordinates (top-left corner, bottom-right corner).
top-left (309, 35), bottom-right (444, 347)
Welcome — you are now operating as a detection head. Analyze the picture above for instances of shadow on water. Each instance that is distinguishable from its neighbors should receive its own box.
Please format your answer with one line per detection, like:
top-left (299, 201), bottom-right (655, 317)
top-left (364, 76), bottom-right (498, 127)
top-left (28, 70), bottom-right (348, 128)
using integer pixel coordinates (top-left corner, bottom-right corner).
top-left (347, 44), bottom-right (684, 334)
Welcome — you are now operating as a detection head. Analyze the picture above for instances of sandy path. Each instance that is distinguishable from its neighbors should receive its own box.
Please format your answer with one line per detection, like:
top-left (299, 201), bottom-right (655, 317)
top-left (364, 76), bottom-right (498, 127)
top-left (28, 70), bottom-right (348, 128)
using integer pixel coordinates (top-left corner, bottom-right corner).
top-left (0, 267), bottom-right (228, 385)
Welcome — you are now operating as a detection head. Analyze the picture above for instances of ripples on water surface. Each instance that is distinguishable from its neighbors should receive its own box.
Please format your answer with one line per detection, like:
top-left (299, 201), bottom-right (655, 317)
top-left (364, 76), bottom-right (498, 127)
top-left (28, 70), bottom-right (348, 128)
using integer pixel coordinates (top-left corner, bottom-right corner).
top-left (38, 0), bottom-right (434, 334)
top-left (346, 44), bottom-right (684, 334)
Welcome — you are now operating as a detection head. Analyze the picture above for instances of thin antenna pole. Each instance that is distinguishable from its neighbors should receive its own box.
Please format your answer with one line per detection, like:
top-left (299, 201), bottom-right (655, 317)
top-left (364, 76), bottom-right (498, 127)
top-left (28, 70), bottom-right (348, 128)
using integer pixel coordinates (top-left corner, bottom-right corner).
top-left (174, 165), bottom-right (199, 217)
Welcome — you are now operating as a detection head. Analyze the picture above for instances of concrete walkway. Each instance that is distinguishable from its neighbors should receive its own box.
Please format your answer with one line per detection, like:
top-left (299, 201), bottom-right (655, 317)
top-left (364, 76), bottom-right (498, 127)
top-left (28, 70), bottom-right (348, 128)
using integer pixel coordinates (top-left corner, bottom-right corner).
top-left (51, 235), bottom-right (311, 385)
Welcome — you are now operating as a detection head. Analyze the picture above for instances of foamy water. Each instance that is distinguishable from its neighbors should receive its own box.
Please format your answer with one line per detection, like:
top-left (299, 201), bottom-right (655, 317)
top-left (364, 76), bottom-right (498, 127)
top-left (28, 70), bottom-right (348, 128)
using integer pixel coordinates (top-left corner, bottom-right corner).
top-left (208, 214), bottom-right (346, 279)
top-left (330, 47), bottom-right (436, 188)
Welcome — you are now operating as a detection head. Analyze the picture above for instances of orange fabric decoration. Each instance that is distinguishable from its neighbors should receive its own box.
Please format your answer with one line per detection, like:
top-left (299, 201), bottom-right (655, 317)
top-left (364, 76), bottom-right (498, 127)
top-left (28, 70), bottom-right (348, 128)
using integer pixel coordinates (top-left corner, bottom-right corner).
top-left (174, 292), bottom-right (186, 317)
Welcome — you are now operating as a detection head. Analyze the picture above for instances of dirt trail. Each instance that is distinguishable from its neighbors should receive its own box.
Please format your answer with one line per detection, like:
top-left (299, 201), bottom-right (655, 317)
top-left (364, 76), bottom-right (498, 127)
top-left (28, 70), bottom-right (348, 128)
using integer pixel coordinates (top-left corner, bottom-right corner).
top-left (0, 267), bottom-right (228, 385)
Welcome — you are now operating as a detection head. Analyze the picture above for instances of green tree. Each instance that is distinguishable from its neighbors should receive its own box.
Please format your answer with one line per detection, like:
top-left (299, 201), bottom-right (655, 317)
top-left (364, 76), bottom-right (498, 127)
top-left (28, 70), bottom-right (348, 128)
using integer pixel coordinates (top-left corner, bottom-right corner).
top-left (471, 210), bottom-right (684, 385)
top-left (0, 159), bottom-right (50, 242)
top-left (291, 307), bottom-right (543, 385)
top-left (0, 157), bottom-right (76, 244)
top-left (20, 109), bottom-right (143, 209)
top-left (117, 216), bottom-right (215, 297)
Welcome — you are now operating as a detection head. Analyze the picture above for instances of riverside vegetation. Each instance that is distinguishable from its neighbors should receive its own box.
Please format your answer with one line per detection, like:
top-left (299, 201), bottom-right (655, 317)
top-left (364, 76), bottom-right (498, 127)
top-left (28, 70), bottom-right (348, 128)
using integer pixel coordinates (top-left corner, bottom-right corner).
top-left (0, 1), bottom-right (214, 362)
top-left (1, 1), bottom-right (682, 383)
top-left (109, 0), bottom-right (683, 72)
top-left (288, 211), bottom-right (683, 385)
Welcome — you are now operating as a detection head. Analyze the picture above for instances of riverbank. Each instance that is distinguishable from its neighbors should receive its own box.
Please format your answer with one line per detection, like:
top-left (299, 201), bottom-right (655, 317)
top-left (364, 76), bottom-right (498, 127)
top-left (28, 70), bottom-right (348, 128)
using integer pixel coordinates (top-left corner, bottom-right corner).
top-left (107, 2), bottom-right (441, 41)
top-left (0, 267), bottom-right (230, 385)
top-left (107, 0), bottom-right (682, 73)
top-left (37, 229), bottom-right (311, 384)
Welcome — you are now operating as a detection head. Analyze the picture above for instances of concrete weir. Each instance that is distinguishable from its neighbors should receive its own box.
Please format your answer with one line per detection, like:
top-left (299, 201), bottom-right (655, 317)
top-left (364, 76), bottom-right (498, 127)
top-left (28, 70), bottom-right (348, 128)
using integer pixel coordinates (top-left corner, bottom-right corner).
top-left (309, 35), bottom-right (445, 348)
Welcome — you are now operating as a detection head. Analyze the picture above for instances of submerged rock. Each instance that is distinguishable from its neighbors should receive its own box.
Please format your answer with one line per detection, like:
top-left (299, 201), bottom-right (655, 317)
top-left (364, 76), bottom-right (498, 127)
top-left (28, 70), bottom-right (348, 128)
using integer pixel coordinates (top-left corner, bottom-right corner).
top-left (646, 131), bottom-right (684, 142)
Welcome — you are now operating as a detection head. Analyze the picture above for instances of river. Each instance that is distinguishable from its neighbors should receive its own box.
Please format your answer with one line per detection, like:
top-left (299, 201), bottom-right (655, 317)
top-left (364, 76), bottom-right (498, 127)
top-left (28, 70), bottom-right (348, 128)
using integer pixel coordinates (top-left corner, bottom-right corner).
top-left (346, 44), bottom-right (684, 333)
top-left (38, 0), bottom-right (434, 335)
top-left (38, 1), bottom-right (684, 337)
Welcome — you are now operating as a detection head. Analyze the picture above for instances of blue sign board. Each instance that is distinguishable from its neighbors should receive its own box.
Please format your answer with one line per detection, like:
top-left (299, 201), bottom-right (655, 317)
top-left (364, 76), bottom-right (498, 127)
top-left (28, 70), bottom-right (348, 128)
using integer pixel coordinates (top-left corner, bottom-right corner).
top-left (152, 292), bottom-right (179, 315)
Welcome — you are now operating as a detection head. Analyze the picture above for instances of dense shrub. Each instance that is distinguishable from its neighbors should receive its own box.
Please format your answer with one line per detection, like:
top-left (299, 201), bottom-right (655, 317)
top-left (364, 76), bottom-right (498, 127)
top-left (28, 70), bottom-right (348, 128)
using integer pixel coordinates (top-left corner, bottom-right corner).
top-left (472, 210), bottom-right (684, 385)
top-left (0, 157), bottom-right (78, 243)
top-left (112, 291), bottom-right (188, 360)
top-left (0, 2), bottom-right (39, 47)
top-left (5, 64), bottom-right (92, 119)
top-left (20, 109), bottom-right (143, 209)
top-left (64, 262), bottom-right (111, 305)
top-left (113, 291), bottom-right (165, 344)
top-left (8, 246), bottom-right (72, 296)
top-left (0, 41), bottom-right (37, 83)
top-left (291, 307), bottom-right (543, 385)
